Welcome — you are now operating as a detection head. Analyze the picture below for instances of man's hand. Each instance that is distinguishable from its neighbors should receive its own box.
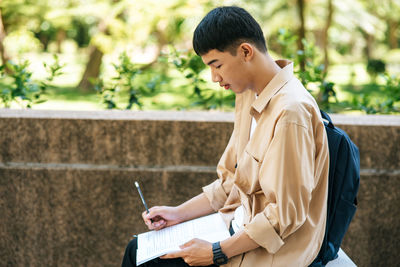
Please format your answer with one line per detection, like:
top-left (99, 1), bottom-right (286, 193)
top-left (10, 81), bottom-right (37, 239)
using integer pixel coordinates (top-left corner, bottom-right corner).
top-left (142, 206), bottom-right (183, 230)
top-left (142, 193), bottom-right (215, 231)
top-left (161, 238), bottom-right (214, 266)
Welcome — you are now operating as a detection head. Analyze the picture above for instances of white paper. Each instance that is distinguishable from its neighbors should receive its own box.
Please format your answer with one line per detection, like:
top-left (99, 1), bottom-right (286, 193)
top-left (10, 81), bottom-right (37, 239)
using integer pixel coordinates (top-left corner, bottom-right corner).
top-left (136, 213), bottom-right (230, 265)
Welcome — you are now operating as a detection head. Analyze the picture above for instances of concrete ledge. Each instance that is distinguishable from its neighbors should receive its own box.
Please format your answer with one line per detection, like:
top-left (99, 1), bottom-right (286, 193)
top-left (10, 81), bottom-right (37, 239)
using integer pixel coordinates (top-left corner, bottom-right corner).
top-left (0, 109), bottom-right (235, 122)
top-left (1, 109), bottom-right (399, 170)
top-left (1, 109), bottom-right (399, 266)
top-left (326, 249), bottom-right (356, 267)
top-left (2, 109), bottom-right (399, 125)
top-left (0, 118), bottom-right (232, 167)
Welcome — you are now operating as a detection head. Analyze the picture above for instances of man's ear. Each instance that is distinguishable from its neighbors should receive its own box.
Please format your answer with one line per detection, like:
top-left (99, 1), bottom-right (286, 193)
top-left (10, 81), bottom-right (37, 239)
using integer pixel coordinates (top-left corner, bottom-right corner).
top-left (239, 43), bottom-right (254, 62)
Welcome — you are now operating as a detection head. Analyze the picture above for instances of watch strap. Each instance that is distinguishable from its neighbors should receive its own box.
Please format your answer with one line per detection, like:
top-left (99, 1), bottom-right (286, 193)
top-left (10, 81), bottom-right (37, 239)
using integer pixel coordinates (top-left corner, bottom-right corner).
top-left (212, 241), bottom-right (228, 265)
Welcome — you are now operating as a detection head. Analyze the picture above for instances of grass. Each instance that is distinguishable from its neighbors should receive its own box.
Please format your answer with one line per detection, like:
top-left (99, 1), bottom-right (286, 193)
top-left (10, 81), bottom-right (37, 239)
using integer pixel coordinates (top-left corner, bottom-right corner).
top-left (34, 86), bottom-right (102, 110)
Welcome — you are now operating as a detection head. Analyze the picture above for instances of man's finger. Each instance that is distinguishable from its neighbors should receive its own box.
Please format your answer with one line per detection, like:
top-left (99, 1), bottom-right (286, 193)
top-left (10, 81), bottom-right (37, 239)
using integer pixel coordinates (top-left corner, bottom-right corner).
top-left (160, 250), bottom-right (183, 259)
top-left (180, 238), bottom-right (199, 249)
top-left (142, 211), bottom-right (153, 222)
top-left (142, 213), bottom-right (154, 230)
top-left (180, 241), bottom-right (194, 249)
top-left (152, 220), bottom-right (166, 230)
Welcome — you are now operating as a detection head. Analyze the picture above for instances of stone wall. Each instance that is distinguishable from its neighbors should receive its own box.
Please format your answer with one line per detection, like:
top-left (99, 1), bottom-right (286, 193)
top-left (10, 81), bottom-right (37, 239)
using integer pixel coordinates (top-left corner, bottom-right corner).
top-left (0, 109), bottom-right (399, 266)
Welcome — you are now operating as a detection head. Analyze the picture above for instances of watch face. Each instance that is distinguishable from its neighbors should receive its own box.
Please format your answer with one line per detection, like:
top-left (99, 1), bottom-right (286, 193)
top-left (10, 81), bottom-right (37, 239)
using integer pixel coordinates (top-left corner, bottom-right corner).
top-left (216, 258), bottom-right (224, 264)
top-left (216, 256), bottom-right (228, 264)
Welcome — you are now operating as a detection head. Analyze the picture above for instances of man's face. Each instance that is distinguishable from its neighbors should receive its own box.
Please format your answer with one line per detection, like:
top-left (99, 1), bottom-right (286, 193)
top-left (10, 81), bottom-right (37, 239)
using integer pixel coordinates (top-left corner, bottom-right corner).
top-left (201, 48), bottom-right (250, 94)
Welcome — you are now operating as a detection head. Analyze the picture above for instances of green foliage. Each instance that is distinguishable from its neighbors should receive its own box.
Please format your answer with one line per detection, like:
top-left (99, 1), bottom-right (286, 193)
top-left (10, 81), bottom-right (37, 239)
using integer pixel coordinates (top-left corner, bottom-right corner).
top-left (0, 0), bottom-right (398, 113)
top-left (93, 52), bottom-right (161, 109)
top-left (277, 28), bottom-right (298, 60)
top-left (0, 55), bottom-right (64, 108)
top-left (93, 48), bottom-right (234, 110)
top-left (68, 17), bottom-right (99, 48)
top-left (277, 29), bottom-right (337, 111)
top-left (0, 61), bottom-right (39, 108)
top-left (277, 29), bottom-right (399, 114)
top-left (93, 79), bottom-right (117, 109)
top-left (351, 73), bottom-right (400, 114)
top-left (366, 59), bottom-right (386, 81)
top-left (169, 48), bottom-right (234, 110)
top-left (43, 54), bottom-right (65, 82)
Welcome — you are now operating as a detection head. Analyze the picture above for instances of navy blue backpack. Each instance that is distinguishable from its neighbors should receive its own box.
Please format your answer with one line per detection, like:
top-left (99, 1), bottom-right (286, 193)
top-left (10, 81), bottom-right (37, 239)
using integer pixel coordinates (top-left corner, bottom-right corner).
top-left (310, 111), bottom-right (360, 266)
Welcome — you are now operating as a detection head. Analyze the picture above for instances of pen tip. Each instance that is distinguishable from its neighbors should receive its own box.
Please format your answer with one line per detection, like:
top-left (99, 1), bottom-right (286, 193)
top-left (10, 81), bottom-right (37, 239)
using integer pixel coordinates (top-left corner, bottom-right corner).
top-left (134, 181), bottom-right (139, 187)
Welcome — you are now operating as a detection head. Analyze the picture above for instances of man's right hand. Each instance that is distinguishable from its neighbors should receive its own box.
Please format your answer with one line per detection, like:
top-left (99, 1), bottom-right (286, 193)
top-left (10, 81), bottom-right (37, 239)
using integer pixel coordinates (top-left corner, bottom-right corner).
top-left (142, 206), bottom-right (183, 231)
top-left (142, 193), bottom-right (215, 231)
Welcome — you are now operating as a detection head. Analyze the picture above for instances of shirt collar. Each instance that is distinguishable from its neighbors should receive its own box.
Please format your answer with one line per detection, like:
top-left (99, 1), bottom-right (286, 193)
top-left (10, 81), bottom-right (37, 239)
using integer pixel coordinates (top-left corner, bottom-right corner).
top-left (251, 59), bottom-right (294, 114)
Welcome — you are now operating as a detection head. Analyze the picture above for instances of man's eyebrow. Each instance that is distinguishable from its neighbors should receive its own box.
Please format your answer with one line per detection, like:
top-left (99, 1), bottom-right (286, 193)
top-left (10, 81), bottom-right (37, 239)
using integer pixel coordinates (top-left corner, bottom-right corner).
top-left (206, 59), bottom-right (218, 66)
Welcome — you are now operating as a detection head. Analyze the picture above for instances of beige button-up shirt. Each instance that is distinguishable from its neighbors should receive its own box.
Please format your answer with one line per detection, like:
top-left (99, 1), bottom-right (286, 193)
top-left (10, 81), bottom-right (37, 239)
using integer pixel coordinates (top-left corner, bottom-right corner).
top-left (203, 60), bottom-right (329, 267)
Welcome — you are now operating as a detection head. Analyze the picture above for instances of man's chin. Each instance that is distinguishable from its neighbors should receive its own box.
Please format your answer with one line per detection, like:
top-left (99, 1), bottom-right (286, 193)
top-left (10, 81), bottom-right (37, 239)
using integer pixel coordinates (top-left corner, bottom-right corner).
top-left (231, 88), bottom-right (248, 94)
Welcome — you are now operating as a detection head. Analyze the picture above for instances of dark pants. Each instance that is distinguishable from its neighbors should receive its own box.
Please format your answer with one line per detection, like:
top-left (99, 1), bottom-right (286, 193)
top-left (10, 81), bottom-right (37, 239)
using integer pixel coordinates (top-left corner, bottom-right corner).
top-left (121, 238), bottom-right (218, 267)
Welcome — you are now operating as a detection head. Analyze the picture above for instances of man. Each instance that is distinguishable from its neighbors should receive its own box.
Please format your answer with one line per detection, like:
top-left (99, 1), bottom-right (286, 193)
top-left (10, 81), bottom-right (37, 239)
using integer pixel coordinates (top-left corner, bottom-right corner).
top-left (122, 6), bottom-right (329, 267)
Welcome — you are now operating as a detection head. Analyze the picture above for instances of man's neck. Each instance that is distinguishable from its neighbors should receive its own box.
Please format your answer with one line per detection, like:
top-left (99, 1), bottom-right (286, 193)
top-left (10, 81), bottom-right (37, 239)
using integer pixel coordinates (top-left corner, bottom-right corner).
top-left (250, 53), bottom-right (281, 96)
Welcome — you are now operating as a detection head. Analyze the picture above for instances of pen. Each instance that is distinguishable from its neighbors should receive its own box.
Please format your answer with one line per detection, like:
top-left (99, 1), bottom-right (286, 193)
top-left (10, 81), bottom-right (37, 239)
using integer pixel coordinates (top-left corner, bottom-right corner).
top-left (134, 181), bottom-right (152, 222)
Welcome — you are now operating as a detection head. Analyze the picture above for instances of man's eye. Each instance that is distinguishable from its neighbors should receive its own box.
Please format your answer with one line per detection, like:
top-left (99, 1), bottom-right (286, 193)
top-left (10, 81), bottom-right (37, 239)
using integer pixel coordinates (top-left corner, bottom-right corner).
top-left (216, 65), bottom-right (222, 69)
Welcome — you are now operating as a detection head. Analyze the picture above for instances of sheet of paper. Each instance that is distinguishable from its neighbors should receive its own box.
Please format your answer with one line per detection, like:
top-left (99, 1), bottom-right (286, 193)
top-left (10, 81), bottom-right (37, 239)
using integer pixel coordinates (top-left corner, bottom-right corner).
top-left (136, 213), bottom-right (230, 265)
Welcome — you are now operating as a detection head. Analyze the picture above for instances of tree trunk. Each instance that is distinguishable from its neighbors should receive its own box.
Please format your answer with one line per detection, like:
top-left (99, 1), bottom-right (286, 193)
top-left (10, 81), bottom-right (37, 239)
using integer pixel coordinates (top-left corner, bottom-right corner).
top-left (0, 9), bottom-right (10, 66)
top-left (322, 0), bottom-right (334, 75)
top-left (388, 20), bottom-right (398, 49)
top-left (296, 0), bottom-right (306, 72)
top-left (77, 19), bottom-right (108, 92)
top-left (362, 31), bottom-right (374, 60)
top-left (56, 29), bottom-right (66, 53)
top-left (78, 46), bottom-right (104, 91)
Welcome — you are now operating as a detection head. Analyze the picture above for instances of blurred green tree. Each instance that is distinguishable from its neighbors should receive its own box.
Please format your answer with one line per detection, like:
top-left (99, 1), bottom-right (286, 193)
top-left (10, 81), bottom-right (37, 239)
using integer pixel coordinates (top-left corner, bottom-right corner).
top-left (0, 0), bottom-right (398, 113)
top-left (77, 0), bottom-right (208, 91)
top-left (0, 9), bottom-right (10, 66)
top-left (361, 0), bottom-right (400, 50)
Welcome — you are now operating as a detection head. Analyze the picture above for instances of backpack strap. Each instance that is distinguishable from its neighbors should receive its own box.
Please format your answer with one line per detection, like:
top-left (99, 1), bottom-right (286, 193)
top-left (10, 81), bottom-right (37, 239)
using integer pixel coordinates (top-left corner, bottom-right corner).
top-left (320, 110), bottom-right (334, 129)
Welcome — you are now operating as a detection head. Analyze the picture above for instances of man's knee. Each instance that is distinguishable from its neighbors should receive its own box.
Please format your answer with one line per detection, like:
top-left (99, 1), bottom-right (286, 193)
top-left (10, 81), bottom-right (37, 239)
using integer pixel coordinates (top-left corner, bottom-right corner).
top-left (126, 238), bottom-right (138, 253)
top-left (122, 238), bottom-right (138, 267)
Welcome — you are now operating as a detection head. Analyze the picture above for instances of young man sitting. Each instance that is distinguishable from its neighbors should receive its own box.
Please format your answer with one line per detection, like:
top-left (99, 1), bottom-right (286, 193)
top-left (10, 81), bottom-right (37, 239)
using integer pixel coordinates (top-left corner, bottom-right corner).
top-left (122, 6), bottom-right (329, 267)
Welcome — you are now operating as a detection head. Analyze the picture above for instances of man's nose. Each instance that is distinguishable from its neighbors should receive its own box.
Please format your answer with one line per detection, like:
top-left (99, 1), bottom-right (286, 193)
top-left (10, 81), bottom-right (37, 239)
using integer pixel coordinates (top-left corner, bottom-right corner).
top-left (211, 69), bottom-right (222, 83)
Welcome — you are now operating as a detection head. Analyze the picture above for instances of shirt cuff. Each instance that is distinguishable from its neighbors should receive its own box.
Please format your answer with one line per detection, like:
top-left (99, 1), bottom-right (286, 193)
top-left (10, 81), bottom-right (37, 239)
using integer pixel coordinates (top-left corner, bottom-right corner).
top-left (244, 212), bottom-right (285, 254)
top-left (202, 179), bottom-right (228, 211)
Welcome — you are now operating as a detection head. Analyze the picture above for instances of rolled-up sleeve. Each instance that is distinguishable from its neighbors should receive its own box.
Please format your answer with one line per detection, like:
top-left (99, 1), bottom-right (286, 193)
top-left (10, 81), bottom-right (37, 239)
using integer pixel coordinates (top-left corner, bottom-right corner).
top-left (244, 121), bottom-right (315, 253)
top-left (203, 128), bottom-right (237, 211)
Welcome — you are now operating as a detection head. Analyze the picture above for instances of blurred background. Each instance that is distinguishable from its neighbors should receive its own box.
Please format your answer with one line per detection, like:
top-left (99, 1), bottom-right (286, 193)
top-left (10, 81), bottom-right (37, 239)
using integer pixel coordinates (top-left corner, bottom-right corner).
top-left (0, 0), bottom-right (399, 113)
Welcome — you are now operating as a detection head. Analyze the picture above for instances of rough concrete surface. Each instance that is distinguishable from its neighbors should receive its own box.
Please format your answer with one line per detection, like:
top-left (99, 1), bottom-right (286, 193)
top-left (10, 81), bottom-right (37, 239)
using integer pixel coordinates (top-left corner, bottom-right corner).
top-left (1, 109), bottom-right (399, 266)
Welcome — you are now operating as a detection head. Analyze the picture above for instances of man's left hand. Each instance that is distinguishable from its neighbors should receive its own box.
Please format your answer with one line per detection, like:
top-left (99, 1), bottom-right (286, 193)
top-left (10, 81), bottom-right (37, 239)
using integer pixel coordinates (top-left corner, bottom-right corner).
top-left (161, 238), bottom-right (214, 266)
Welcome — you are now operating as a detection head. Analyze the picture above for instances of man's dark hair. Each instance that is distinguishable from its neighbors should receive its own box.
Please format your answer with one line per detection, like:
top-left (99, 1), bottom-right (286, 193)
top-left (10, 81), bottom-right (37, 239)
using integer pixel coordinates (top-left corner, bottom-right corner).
top-left (193, 6), bottom-right (267, 56)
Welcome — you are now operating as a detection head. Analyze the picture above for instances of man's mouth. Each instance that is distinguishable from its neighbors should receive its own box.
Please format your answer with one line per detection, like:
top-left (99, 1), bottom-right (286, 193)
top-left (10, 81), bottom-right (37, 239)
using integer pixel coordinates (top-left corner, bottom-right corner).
top-left (222, 84), bottom-right (230, 90)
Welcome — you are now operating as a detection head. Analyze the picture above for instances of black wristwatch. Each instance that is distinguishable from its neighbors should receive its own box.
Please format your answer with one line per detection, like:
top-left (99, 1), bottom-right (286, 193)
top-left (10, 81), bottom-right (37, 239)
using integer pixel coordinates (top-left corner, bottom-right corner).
top-left (212, 241), bottom-right (228, 265)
